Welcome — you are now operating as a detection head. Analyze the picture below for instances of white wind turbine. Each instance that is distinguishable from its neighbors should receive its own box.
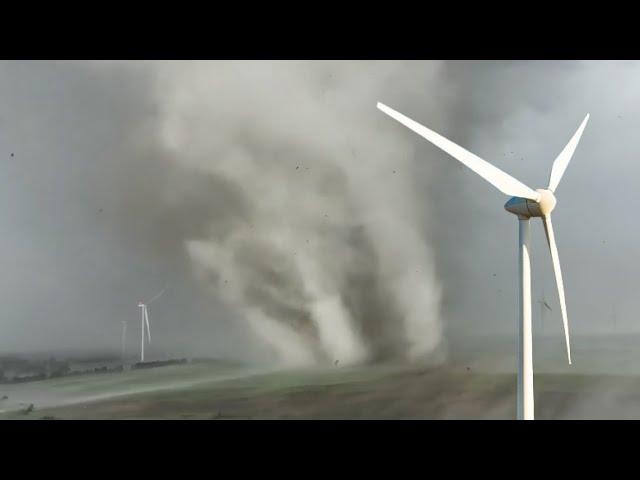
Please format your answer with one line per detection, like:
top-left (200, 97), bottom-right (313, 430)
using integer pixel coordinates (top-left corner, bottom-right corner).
top-left (137, 288), bottom-right (165, 363)
top-left (377, 102), bottom-right (589, 420)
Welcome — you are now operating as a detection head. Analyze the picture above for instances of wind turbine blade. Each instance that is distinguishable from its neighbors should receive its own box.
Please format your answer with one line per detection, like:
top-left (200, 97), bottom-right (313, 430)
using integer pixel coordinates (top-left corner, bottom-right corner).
top-left (547, 114), bottom-right (590, 193)
top-left (377, 102), bottom-right (540, 201)
top-left (147, 287), bottom-right (166, 305)
top-left (144, 306), bottom-right (151, 344)
top-left (542, 215), bottom-right (571, 364)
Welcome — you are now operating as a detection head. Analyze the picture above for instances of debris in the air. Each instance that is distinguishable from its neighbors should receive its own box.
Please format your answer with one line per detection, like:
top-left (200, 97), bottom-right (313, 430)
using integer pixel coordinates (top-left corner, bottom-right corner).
top-left (334, 360), bottom-right (339, 366)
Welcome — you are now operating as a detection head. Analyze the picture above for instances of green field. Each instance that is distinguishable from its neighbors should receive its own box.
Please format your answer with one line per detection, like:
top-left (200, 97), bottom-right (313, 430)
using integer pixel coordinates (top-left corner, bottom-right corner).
top-left (2, 360), bottom-right (639, 419)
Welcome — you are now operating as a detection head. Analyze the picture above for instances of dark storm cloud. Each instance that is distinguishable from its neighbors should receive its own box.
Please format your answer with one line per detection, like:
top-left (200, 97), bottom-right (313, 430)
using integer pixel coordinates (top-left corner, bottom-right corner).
top-left (0, 61), bottom-right (448, 366)
top-left (150, 61), bottom-right (446, 365)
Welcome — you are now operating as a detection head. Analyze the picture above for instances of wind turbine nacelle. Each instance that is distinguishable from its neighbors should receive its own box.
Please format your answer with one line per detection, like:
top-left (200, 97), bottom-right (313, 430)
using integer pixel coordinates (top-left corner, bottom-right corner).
top-left (504, 189), bottom-right (556, 218)
top-left (504, 197), bottom-right (542, 218)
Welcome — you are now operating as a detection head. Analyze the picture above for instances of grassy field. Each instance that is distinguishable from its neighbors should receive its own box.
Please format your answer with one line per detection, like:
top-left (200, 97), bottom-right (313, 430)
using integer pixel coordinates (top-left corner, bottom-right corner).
top-left (2, 360), bottom-right (639, 419)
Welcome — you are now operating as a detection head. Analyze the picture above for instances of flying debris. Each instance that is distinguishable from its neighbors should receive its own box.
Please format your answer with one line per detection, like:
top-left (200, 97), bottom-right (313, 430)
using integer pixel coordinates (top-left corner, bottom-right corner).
top-left (378, 102), bottom-right (589, 420)
top-left (537, 291), bottom-right (552, 334)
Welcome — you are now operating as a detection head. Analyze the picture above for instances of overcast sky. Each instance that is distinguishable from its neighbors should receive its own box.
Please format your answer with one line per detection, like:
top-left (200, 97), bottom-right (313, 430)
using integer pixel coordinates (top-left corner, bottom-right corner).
top-left (0, 61), bottom-right (635, 368)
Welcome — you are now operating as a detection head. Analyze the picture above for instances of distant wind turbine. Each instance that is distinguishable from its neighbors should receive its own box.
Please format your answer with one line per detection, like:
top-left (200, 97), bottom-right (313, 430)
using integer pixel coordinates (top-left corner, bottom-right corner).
top-left (137, 288), bottom-right (166, 362)
top-left (377, 102), bottom-right (589, 420)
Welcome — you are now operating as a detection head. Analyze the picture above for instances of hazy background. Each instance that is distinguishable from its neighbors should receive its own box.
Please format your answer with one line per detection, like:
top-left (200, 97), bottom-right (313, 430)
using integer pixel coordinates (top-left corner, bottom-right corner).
top-left (0, 61), bottom-right (634, 372)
